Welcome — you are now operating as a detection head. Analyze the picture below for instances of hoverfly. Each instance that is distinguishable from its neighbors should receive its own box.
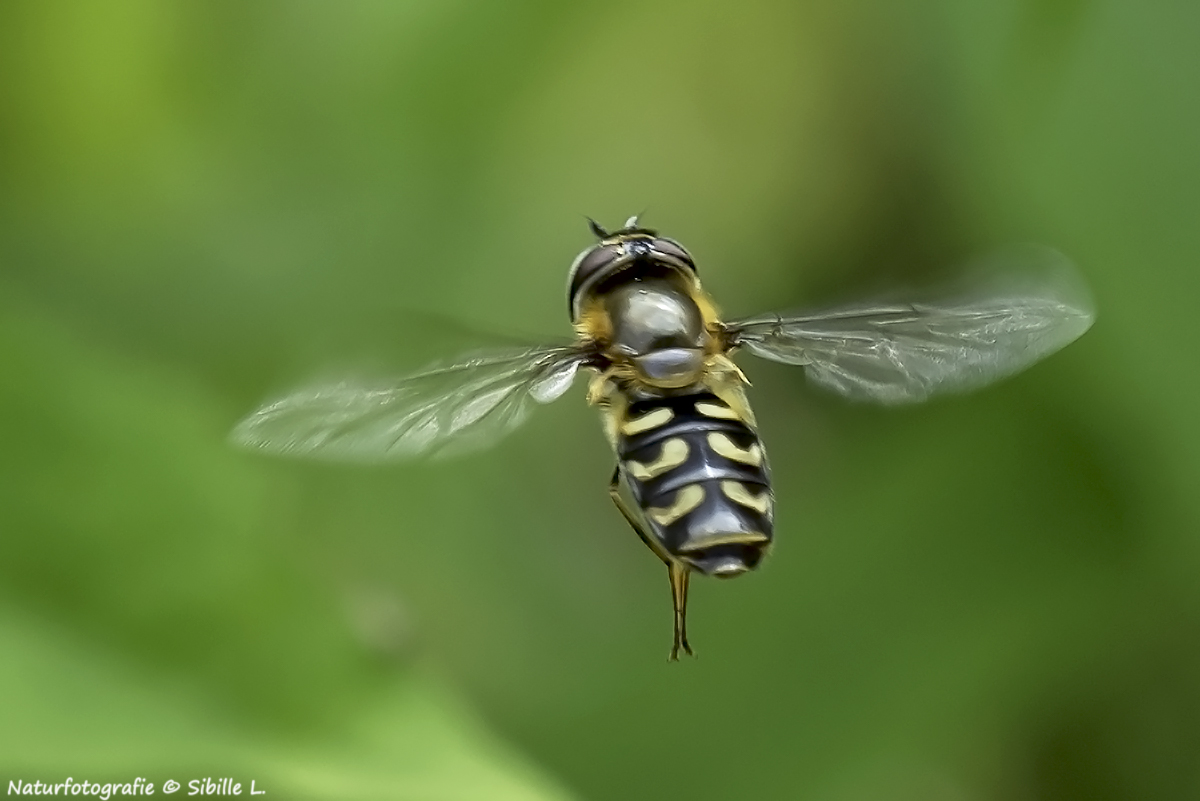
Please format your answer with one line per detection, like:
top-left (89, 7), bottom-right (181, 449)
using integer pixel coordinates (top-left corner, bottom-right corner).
top-left (233, 216), bottom-right (1093, 660)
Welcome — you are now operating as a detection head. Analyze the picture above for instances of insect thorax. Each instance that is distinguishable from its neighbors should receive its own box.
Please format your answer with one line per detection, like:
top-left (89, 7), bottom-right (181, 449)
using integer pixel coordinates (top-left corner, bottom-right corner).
top-left (576, 261), bottom-right (725, 390)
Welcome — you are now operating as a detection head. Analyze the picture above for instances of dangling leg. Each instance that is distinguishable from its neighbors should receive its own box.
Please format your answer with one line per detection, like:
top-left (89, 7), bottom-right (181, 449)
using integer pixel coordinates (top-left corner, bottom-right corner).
top-left (608, 465), bottom-right (695, 661)
top-left (668, 561), bottom-right (693, 660)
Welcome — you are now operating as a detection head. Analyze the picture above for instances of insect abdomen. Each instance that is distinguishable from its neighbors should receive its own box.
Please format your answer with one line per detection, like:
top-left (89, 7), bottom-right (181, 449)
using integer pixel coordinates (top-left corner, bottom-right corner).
top-left (617, 392), bottom-right (773, 577)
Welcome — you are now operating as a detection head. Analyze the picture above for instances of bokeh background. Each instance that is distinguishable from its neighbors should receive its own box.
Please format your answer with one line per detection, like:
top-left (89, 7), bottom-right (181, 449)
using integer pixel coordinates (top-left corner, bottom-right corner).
top-left (2, 1), bottom-right (1198, 799)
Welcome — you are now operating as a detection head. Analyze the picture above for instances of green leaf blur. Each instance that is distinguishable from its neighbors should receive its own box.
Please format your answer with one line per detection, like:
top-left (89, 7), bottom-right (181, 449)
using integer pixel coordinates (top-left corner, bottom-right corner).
top-left (1, 1), bottom-right (1197, 799)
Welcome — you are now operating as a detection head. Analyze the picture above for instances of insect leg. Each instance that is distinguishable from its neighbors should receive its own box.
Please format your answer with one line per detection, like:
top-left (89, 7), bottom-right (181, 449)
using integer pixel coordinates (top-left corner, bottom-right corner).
top-left (669, 561), bottom-right (692, 660)
top-left (608, 464), bottom-right (695, 661)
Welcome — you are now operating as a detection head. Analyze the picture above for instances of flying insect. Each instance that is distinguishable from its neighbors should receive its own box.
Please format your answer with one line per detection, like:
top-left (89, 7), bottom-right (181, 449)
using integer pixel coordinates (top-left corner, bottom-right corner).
top-left (233, 216), bottom-right (1094, 659)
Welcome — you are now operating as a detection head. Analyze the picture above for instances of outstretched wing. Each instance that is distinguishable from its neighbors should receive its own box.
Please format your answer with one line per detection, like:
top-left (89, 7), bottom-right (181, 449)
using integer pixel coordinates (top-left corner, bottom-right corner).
top-left (232, 344), bottom-right (590, 462)
top-left (726, 252), bottom-right (1094, 404)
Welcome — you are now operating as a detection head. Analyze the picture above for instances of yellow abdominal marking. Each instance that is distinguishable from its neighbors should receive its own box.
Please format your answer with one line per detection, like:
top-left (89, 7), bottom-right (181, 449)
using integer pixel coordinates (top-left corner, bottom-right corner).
top-left (695, 401), bottom-right (739, 420)
top-left (702, 367), bottom-right (758, 426)
top-left (628, 438), bottom-right (689, 480)
top-left (707, 432), bottom-right (763, 466)
top-left (721, 481), bottom-right (772, 514)
top-left (678, 529), bottom-right (770, 552)
top-left (649, 484), bottom-right (705, 526)
top-left (621, 407), bottom-right (674, 435)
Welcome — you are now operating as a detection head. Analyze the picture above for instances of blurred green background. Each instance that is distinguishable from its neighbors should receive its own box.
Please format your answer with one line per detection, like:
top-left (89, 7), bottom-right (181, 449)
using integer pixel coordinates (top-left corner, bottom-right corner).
top-left (1, 1), bottom-right (1198, 799)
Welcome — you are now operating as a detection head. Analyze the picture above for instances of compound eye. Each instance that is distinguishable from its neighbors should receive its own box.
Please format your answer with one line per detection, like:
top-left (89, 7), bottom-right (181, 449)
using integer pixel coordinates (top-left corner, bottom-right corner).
top-left (574, 244), bottom-right (622, 279)
top-left (653, 237), bottom-right (695, 268)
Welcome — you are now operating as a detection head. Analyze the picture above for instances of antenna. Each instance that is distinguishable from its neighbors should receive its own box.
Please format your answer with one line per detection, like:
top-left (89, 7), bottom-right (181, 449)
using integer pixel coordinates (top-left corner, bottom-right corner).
top-left (586, 217), bottom-right (609, 239)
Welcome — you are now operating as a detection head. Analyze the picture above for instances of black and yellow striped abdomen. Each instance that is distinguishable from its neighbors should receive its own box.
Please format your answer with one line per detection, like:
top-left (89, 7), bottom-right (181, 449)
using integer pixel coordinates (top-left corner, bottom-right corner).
top-left (617, 392), bottom-right (773, 577)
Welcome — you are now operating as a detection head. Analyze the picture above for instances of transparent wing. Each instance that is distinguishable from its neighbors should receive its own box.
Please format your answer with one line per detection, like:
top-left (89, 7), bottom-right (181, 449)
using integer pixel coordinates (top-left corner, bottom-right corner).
top-left (727, 250), bottom-right (1094, 404)
top-left (231, 344), bottom-right (589, 462)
